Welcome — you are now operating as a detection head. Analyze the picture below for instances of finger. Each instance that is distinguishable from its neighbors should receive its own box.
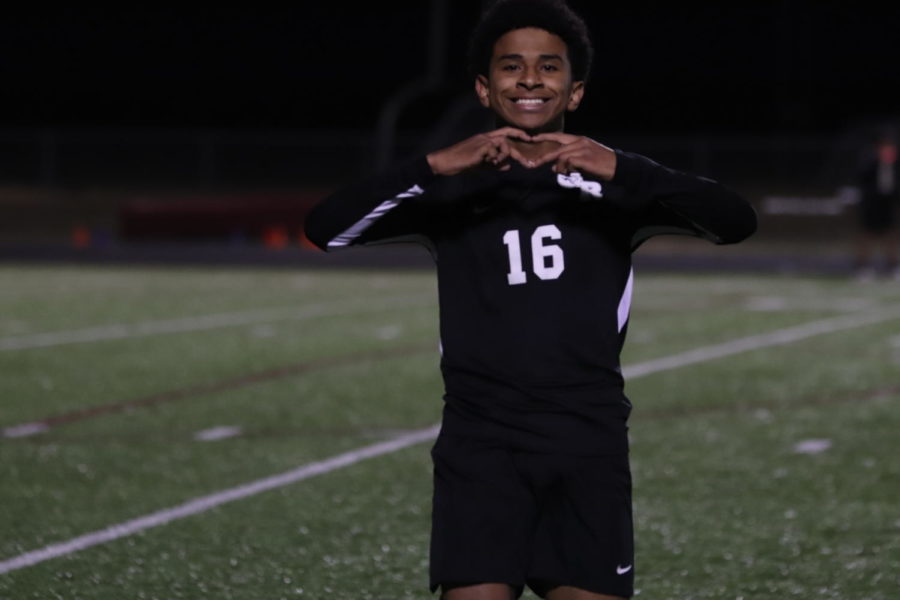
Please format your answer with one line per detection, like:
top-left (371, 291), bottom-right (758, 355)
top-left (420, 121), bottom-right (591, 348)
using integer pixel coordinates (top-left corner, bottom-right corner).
top-left (553, 156), bottom-right (572, 174)
top-left (484, 145), bottom-right (503, 166)
top-left (488, 126), bottom-right (530, 137)
top-left (491, 137), bottom-right (512, 163)
top-left (484, 140), bottom-right (516, 169)
top-left (555, 150), bottom-right (586, 174)
top-left (492, 145), bottom-right (511, 166)
top-left (505, 129), bottom-right (534, 143)
top-left (530, 132), bottom-right (579, 145)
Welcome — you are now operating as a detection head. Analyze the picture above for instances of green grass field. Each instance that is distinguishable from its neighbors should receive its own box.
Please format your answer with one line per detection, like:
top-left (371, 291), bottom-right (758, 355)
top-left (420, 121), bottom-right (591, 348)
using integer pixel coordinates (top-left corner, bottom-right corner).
top-left (1, 263), bottom-right (898, 599)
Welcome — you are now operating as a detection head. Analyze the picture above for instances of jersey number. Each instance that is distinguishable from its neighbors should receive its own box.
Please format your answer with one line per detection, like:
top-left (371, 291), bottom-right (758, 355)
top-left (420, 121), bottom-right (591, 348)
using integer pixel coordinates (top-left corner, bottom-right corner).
top-left (502, 225), bottom-right (565, 286)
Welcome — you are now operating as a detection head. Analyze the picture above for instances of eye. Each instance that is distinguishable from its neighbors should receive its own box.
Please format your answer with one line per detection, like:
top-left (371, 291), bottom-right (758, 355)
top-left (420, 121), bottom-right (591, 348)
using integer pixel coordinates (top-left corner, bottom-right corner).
top-left (501, 63), bottom-right (520, 72)
top-left (541, 63), bottom-right (559, 72)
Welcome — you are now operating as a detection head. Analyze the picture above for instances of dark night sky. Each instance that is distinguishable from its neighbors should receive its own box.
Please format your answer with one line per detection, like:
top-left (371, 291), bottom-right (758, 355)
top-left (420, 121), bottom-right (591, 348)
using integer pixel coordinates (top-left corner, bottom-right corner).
top-left (2, 2), bottom-right (898, 136)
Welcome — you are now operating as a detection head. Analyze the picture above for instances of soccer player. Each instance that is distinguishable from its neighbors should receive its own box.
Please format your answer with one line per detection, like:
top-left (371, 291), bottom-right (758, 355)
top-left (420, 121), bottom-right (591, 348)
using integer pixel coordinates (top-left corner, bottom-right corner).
top-left (304, 1), bottom-right (757, 598)
top-left (853, 132), bottom-right (900, 281)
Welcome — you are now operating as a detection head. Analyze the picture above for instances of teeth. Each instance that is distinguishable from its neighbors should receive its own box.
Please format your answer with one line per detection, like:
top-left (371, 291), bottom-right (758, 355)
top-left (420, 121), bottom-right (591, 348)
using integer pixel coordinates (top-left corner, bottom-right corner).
top-left (516, 98), bottom-right (545, 105)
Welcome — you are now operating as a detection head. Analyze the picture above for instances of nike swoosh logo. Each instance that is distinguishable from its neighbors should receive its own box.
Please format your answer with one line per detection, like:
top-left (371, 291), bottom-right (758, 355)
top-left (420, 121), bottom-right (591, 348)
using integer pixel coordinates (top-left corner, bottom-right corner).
top-left (616, 564), bottom-right (633, 575)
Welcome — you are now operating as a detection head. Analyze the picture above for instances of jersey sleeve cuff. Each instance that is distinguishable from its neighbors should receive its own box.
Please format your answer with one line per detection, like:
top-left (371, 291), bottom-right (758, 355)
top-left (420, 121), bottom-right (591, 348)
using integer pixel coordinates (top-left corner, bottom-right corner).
top-left (610, 149), bottom-right (643, 191)
top-left (405, 155), bottom-right (440, 186)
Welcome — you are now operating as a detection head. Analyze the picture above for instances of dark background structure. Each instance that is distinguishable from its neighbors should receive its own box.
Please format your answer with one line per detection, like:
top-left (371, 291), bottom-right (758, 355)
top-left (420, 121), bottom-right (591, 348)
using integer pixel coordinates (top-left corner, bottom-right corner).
top-left (2, 2), bottom-right (898, 135)
top-left (1, 1), bottom-right (898, 269)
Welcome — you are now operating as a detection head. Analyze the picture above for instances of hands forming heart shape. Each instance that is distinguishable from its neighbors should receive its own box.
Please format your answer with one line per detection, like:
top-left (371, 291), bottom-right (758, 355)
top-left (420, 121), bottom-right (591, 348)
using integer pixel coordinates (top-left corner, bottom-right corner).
top-left (427, 127), bottom-right (617, 181)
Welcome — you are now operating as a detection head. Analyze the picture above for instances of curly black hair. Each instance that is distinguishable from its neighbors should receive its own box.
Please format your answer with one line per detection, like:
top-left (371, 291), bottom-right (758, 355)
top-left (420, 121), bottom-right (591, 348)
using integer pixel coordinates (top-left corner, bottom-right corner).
top-left (467, 0), bottom-right (594, 83)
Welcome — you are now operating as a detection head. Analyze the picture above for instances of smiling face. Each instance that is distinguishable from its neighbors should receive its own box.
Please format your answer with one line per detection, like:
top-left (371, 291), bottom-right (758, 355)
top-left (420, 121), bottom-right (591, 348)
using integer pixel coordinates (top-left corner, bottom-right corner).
top-left (475, 27), bottom-right (584, 135)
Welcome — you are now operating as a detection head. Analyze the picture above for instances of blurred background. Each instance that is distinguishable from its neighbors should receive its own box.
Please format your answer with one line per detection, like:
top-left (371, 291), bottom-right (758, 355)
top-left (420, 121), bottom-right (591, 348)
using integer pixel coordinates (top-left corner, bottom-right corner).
top-left (1, 1), bottom-right (898, 270)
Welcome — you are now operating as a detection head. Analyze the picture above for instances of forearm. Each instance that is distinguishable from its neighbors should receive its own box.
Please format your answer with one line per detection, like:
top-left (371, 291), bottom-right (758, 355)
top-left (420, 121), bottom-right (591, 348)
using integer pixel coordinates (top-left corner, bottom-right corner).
top-left (612, 150), bottom-right (757, 244)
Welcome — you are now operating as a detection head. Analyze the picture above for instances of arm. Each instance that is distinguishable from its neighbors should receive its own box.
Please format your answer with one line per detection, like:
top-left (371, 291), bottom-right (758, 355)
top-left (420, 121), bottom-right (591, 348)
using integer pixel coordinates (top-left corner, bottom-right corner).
top-left (304, 127), bottom-right (532, 251)
top-left (304, 156), bottom-right (436, 251)
top-left (611, 150), bottom-right (758, 247)
top-left (528, 133), bottom-right (757, 247)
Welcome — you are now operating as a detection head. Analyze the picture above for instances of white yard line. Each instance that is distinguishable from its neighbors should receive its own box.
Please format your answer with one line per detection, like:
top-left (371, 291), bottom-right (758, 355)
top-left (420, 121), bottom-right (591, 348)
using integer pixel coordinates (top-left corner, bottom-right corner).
top-left (0, 294), bottom-right (435, 352)
top-left (0, 426), bottom-right (441, 575)
top-left (623, 306), bottom-right (900, 378)
top-left (2, 305), bottom-right (900, 573)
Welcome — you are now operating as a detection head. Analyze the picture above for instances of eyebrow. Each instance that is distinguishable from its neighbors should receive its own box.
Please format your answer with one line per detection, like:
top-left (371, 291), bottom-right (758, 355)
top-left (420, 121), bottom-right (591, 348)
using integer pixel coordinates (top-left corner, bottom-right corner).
top-left (497, 53), bottom-right (564, 62)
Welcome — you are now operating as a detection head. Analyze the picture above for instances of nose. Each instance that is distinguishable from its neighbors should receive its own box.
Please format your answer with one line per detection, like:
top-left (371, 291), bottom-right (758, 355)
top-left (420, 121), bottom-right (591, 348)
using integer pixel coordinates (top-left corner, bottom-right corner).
top-left (517, 66), bottom-right (543, 90)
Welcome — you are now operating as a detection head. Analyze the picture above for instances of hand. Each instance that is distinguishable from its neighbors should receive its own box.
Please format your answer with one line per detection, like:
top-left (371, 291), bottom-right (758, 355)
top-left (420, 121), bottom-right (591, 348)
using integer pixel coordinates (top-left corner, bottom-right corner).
top-left (526, 132), bottom-right (617, 181)
top-left (426, 127), bottom-right (532, 176)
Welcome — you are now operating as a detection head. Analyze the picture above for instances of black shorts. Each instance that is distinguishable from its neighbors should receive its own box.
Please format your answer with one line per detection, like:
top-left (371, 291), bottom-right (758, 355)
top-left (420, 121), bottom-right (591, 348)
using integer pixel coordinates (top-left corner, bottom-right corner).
top-left (429, 432), bottom-right (634, 598)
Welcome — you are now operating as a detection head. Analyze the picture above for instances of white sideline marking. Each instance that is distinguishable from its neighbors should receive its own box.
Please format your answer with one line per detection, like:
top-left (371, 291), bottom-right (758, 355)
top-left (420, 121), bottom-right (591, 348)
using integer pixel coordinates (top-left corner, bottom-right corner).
top-left (0, 425), bottom-right (441, 575)
top-left (623, 307), bottom-right (900, 379)
top-left (0, 294), bottom-right (434, 352)
top-left (194, 426), bottom-right (242, 441)
top-left (3, 306), bottom-right (900, 572)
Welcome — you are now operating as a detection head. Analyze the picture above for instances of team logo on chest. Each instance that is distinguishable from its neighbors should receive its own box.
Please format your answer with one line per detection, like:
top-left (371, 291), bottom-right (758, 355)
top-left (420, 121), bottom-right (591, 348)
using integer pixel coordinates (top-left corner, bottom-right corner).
top-left (556, 172), bottom-right (603, 199)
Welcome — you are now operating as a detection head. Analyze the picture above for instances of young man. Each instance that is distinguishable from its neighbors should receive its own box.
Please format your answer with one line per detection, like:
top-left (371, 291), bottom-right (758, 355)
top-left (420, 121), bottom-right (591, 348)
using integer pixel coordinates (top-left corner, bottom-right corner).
top-left (304, 1), bottom-right (757, 598)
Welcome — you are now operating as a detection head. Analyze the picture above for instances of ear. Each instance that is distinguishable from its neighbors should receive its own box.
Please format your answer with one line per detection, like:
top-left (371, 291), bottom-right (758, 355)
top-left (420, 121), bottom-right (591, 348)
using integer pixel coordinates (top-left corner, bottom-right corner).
top-left (475, 75), bottom-right (491, 108)
top-left (567, 81), bottom-right (585, 111)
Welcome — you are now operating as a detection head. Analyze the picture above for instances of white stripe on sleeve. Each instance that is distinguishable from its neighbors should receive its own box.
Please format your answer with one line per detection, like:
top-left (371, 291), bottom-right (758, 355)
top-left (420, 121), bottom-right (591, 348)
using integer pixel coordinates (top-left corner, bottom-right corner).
top-left (327, 184), bottom-right (425, 248)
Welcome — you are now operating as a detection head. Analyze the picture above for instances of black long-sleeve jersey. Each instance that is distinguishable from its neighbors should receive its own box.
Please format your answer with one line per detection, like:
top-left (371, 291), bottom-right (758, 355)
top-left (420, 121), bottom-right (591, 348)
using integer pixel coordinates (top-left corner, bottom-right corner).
top-left (305, 149), bottom-right (757, 454)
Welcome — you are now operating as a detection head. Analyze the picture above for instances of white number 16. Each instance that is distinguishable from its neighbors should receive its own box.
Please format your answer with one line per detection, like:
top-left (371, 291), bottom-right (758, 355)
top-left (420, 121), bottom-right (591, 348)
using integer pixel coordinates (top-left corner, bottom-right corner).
top-left (502, 225), bottom-right (565, 286)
